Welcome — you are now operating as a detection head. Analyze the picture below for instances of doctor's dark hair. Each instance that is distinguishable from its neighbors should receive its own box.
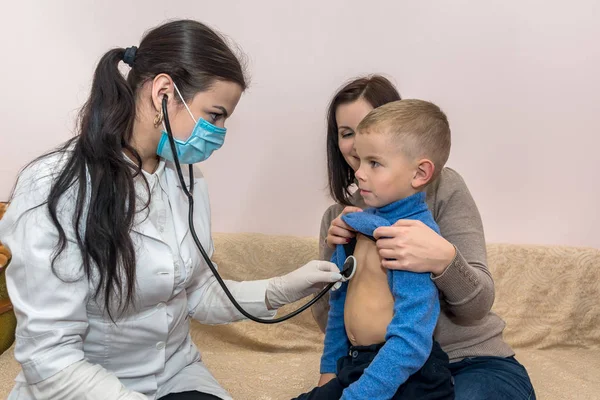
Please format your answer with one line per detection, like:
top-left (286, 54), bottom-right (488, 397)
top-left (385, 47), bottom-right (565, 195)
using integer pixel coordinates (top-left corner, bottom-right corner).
top-left (326, 75), bottom-right (401, 206)
top-left (41, 19), bottom-right (247, 319)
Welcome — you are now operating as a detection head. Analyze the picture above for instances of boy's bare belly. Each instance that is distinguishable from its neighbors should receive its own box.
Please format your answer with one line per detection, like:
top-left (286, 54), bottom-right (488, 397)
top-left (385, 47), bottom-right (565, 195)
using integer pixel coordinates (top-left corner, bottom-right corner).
top-left (344, 234), bottom-right (394, 346)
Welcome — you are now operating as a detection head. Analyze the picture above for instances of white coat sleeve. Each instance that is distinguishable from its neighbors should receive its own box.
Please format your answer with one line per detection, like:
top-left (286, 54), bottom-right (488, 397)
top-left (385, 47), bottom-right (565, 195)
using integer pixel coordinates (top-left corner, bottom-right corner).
top-left (0, 161), bottom-right (145, 399)
top-left (183, 175), bottom-right (276, 324)
top-left (28, 361), bottom-right (148, 400)
top-left (188, 267), bottom-right (277, 324)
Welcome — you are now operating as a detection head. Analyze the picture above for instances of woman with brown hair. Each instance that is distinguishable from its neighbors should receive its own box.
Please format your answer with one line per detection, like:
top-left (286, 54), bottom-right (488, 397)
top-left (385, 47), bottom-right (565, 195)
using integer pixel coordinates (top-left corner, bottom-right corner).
top-left (313, 75), bottom-right (536, 400)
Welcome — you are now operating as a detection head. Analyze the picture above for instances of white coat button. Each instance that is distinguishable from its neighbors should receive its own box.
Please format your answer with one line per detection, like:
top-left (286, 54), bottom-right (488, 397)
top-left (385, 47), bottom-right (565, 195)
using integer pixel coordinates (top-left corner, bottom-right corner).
top-left (156, 341), bottom-right (165, 350)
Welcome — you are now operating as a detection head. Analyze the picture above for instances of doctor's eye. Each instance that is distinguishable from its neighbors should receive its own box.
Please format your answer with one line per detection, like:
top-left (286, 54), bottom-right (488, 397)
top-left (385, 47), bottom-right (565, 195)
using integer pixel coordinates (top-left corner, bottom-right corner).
top-left (208, 112), bottom-right (222, 123)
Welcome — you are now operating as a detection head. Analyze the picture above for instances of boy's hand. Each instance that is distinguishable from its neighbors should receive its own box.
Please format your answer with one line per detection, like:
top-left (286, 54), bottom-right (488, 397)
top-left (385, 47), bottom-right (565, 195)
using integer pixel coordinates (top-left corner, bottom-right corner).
top-left (326, 206), bottom-right (363, 248)
top-left (318, 373), bottom-right (336, 387)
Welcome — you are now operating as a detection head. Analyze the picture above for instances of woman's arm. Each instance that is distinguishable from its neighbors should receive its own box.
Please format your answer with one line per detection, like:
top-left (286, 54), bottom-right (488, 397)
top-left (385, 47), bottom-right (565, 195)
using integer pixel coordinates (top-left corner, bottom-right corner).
top-left (319, 204), bottom-right (342, 261)
top-left (186, 178), bottom-right (340, 324)
top-left (187, 251), bottom-right (341, 324)
top-left (374, 168), bottom-right (494, 320)
top-left (428, 168), bottom-right (493, 320)
top-left (29, 361), bottom-right (147, 400)
top-left (185, 237), bottom-right (278, 324)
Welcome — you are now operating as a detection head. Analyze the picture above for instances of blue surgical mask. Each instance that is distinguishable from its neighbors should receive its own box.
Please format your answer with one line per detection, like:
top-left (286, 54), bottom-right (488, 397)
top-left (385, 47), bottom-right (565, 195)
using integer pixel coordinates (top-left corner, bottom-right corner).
top-left (156, 83), bottom-right (227, 164)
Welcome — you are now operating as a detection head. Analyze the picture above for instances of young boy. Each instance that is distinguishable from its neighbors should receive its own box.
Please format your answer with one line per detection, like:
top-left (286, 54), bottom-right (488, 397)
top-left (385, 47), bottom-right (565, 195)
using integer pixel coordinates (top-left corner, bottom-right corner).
top-left (295, 100), bottom-right (455, 400)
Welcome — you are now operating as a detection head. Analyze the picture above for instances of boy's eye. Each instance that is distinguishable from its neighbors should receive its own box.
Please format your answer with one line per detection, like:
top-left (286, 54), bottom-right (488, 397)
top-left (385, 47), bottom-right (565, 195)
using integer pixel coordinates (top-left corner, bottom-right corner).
top-left (370, 161), bottom-right (381, 168)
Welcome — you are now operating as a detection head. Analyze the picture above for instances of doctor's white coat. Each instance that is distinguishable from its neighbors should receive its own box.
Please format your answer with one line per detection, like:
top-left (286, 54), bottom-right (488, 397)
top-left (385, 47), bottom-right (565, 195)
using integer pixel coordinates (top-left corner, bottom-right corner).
top-left (0, 153), bottom-right (275, 399)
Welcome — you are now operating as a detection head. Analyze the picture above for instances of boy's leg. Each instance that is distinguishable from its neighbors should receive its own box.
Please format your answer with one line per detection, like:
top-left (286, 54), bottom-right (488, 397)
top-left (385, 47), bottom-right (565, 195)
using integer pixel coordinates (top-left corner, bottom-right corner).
top-left (291, 378), bottom-right (345, 400)
top-left (393, 341), bottom-right (455, 400)
top-left (292, 344), bottom-right (382, 400)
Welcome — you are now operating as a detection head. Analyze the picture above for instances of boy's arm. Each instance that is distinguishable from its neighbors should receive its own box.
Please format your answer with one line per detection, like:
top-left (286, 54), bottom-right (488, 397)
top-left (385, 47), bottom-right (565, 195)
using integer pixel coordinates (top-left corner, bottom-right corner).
top-left (319, 280), bottom-right (350, 374)
top-left (319, 247), bottom-right (351, 375)
top-left (341, 271), bottom-right (440, 400)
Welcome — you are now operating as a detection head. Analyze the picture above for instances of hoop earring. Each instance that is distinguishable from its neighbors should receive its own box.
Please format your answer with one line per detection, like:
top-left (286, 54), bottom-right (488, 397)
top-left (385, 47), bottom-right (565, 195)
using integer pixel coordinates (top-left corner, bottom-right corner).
top-left (153, 110), bottom-right (164, 128)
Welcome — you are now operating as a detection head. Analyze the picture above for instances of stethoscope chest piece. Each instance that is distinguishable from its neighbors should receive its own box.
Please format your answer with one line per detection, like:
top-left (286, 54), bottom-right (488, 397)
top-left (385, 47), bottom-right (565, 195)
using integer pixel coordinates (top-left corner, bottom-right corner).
top-left (342, 255), bottom-right (357, 281)
top-left (333, 255), bottom-right (357, 291)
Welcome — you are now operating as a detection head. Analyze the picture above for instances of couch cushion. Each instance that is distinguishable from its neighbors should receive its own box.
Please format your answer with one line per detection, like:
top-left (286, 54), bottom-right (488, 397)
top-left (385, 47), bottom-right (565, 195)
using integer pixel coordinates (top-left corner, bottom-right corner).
top-left (516, 348), bottom-right (600, 399)
top-left (2, 338), bottom-right (599, 399)
top-left (209, 234), bottom-right (600, 351)
top-left (488, 243), bottom-right (600, 350)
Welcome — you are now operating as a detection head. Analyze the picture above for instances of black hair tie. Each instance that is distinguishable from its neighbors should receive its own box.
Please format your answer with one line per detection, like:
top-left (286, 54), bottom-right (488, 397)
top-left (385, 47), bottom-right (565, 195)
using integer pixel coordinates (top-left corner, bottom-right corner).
top-left (123, 46), bottom-right (138, 67)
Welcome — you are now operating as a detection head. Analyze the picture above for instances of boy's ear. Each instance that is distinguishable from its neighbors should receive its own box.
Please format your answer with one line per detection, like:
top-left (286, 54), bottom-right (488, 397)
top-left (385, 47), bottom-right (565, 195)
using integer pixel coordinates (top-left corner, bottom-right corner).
top-left (411, 159), bottom-right (435, 189)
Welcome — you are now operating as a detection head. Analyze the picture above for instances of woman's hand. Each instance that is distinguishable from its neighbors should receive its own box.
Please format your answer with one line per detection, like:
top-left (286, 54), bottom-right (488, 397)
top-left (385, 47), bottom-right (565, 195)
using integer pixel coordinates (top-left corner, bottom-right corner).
top-left (265, 261), bottom-right (342, 309)
top-left (373, 219), bottom-right (456, 276)
top-left (326, 206), bottom-right (363, 248)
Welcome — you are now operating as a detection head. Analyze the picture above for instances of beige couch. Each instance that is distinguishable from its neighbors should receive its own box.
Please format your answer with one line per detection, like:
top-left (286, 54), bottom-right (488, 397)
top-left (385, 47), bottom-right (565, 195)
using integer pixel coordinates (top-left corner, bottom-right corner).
top-left (1, 232), bottom-right (599, 399)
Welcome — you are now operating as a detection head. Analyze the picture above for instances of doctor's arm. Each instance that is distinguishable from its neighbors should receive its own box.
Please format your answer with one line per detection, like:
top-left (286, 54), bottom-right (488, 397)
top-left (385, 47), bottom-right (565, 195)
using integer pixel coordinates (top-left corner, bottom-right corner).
top-left (186, 257), bottom-right (277, 324)
top-left (1, 182), bottom-right (146, 399)
top-left (185, 240), bottom-right (341, 324)
top-left (184, 177), bottom-right (341, 324)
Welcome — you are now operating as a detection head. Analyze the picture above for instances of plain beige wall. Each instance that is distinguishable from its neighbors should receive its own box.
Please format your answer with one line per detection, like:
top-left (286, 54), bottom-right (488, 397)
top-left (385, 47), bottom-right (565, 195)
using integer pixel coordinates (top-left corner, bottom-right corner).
top-left (0, 1), bottom-right (598, 248)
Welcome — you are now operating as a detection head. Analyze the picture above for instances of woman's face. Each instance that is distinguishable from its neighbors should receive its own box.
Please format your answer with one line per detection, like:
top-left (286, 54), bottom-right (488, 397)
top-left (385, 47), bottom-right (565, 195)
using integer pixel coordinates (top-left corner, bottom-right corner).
top-left (168, 80), bottom-right (243, 141)
top-left (335, 97), bottom-right (374, 171)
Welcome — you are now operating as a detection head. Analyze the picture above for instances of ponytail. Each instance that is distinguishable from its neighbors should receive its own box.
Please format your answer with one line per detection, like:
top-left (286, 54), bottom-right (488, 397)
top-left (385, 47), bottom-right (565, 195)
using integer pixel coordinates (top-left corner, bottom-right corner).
top-left (46, 47), bottom-right (142, 319)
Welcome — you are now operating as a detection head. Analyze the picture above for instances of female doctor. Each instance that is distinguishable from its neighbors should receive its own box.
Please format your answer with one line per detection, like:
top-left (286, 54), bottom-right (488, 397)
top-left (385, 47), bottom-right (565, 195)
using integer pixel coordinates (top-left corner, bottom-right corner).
top-left (0, 19), bottom-right (342, 400)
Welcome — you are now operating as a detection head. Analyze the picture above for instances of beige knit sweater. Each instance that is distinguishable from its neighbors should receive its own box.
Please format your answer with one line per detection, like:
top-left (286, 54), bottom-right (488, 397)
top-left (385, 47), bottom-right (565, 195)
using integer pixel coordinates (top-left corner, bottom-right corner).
top-left (311, 167), bottom-right (514, 362)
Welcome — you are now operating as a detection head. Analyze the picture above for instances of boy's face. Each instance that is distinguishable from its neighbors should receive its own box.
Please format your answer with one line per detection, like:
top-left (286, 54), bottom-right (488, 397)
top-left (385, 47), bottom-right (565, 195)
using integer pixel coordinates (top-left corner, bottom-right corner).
top-left (354, 131), bottom-right (419, 208)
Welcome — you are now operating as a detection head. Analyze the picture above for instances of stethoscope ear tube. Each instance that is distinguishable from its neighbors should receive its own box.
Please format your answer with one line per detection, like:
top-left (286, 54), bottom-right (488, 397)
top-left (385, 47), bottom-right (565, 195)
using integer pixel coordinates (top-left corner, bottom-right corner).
top-left (341, 256), bottom-right (357, 280)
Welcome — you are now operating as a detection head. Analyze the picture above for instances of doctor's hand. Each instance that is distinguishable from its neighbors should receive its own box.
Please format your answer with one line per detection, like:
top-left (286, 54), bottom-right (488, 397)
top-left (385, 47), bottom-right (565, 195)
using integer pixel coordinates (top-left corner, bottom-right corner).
top-left (265, 260), bottom-right (342, 309)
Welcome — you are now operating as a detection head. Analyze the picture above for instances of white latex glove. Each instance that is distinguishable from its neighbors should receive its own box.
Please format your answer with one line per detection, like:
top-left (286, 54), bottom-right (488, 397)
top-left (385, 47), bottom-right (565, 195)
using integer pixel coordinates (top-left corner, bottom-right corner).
top-left (265, 260), bottom-right (342, 309)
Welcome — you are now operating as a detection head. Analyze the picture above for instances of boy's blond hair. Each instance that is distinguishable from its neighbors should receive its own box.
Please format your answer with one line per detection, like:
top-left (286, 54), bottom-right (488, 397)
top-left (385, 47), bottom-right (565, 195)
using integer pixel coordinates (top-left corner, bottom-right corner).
top-left (357, 99), bottom-right (451, 182)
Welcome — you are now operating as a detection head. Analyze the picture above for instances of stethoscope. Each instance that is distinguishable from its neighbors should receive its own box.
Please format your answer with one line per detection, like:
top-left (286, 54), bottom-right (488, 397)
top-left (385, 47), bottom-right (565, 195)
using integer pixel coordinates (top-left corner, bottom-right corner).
top-left (161, 95), bottom-right (356, 324)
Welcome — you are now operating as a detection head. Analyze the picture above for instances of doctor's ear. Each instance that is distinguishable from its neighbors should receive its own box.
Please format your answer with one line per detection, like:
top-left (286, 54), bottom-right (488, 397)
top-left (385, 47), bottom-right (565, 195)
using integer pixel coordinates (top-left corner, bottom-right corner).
top-left (151, 74), bottom-right (175, 112)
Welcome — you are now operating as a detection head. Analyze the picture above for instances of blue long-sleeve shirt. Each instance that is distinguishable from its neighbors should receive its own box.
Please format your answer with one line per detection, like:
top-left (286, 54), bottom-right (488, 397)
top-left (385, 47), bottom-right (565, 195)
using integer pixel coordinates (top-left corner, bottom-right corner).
top-left (320, 192), bottom-right (441, 400)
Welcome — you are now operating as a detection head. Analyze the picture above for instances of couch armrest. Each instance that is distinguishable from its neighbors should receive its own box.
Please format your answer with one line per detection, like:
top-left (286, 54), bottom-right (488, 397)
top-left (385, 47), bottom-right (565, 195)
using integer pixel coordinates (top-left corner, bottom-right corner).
top-left (0, 262), bottom-right (11, 315)
top-left (0, 298), bottom-right (12, 315)
top-left (0, 261), bottom-right (12, 315)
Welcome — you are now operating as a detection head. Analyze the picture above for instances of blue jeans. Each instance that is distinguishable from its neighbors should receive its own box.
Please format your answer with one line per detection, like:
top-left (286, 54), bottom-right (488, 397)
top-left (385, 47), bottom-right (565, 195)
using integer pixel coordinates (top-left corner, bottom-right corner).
top-left (449, 356), bottom-right (536, 400)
